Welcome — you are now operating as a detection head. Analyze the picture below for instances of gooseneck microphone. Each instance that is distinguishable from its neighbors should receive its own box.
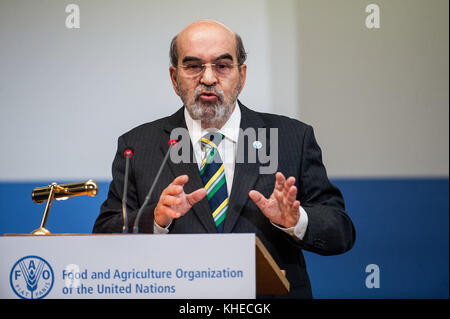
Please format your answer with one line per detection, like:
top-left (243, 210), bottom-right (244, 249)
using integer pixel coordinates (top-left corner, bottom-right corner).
top-left (122, 149), bottom-right (134, 233)
top-left (132, 139), bottom-right (177, 233)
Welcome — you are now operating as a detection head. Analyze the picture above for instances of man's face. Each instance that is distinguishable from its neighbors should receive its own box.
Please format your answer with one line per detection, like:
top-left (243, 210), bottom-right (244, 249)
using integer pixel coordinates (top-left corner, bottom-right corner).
top-left (170, 23), bottom-right (246, 128)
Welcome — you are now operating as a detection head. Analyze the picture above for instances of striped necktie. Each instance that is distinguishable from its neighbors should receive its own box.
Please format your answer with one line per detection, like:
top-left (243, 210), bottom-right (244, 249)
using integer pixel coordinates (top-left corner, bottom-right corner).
top-left (199, 132), bottom-right (228, 233)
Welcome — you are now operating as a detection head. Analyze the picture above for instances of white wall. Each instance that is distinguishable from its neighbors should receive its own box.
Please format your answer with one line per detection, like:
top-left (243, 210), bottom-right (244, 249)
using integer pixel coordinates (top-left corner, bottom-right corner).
top-left (0, 0), bottom-right (272, 181)
top-left (296, 0), bottom-right (449, 177)
top-left (0, 0), bottom-right (448, 181)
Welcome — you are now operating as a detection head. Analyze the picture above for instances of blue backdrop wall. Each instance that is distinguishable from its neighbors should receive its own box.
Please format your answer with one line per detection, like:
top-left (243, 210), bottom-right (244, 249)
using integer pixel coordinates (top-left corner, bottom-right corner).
top-left (1, 178), bottom-right (448, 298)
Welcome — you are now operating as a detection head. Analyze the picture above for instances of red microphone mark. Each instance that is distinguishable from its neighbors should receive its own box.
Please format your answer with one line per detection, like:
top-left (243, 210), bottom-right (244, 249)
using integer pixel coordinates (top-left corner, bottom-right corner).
top-left (168, 139), bottom-right (178, 147)
top-left (124, 149), bottom-right (133, 158)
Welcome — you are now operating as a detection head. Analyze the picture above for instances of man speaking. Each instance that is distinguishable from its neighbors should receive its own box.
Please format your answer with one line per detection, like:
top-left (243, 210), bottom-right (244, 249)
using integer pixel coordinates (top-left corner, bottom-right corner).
top-left (93, 20), bottom-right (355, 298)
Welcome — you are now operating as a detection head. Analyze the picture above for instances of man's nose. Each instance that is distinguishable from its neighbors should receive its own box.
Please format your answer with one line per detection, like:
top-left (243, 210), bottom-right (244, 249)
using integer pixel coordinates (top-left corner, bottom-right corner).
top-left (200, 64), bottom-right (217, 86)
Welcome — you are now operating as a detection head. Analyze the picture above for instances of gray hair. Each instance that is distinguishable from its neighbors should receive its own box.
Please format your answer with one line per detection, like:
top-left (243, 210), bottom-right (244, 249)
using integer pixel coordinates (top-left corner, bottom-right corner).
top-left (169, 33), bottom-right (247, 67)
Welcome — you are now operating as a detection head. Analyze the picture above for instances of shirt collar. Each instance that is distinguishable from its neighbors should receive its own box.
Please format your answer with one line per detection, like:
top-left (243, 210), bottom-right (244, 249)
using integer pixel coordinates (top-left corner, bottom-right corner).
top-left (184, 103), bottom-right (241, 145)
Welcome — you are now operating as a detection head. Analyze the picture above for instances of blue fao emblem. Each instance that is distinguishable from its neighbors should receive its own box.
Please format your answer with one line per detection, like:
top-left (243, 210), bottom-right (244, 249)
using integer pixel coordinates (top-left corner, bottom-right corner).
top-left (10, 256), bottom-right (54, 299)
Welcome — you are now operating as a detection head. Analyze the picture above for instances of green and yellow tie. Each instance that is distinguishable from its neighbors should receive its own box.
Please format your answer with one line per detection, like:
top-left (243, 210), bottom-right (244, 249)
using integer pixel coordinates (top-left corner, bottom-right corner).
top-left (200, 132), bottom-right (228, 232)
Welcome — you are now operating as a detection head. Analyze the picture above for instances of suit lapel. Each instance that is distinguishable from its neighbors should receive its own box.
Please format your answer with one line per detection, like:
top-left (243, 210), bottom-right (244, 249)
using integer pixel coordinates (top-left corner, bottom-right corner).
top-left (223, 101), bottom-right (266, 233)
top-left (161, 102), bottom-right (267, 234)
top-left (162, 107), bottom-right (218, 233)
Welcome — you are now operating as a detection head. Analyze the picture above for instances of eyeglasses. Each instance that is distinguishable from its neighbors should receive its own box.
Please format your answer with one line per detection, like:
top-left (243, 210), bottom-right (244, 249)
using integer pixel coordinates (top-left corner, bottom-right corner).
top-left (178, 60), bottom-right (240, 77)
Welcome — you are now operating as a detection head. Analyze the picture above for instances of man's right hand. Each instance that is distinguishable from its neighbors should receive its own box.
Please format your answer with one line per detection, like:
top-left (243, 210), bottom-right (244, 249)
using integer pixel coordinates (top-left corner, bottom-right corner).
top-left (154, 175), bottom-right (206, 228)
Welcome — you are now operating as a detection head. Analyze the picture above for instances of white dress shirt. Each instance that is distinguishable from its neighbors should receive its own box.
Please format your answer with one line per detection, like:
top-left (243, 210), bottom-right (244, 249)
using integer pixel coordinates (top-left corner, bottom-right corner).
top-left (154, 104), bottom-right (308, 239)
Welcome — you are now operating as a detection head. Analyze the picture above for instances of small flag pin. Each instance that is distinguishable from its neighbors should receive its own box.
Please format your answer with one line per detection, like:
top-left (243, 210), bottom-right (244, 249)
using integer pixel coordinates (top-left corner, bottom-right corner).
top-left (253, 141), bottom-right (262, 149)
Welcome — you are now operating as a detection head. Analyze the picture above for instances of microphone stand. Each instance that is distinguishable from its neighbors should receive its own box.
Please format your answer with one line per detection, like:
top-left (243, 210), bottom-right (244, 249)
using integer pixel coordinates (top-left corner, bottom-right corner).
top-left (122, 150), bottom-right (133, 233)
top-left (132, 140), bottom-right (177, 233)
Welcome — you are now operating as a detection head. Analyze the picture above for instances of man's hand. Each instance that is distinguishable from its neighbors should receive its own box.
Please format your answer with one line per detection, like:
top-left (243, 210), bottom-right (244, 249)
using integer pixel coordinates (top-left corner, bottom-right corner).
top-left (154, 175), bottom-right (206, 228)
top-left (249, 172), bottom-right (300, 228)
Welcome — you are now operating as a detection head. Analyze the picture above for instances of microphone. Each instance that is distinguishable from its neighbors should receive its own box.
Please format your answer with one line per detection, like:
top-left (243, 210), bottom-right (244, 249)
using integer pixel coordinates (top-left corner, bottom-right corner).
top-left (132, 139), bottom-right (177, 233)
top-left (32, 180), bottom-right (98, 203)
top-left (122, 149), bottom-right (134, 233)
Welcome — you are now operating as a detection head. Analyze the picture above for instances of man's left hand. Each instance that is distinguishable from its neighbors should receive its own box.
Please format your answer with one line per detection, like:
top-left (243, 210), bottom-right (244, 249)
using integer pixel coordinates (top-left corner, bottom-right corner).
top-left (249, 172), bottom-right (300, 228)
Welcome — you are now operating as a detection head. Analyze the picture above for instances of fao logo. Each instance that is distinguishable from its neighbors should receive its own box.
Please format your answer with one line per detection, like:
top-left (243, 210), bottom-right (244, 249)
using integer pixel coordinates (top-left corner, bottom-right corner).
top-left (10, 256), bottom-right (54, 299)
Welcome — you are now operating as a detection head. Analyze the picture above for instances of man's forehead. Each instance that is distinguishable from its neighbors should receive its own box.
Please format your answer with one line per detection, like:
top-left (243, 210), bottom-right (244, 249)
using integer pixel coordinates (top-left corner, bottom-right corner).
top-left (178, 20), bottom-right (234, 39)
top-left (177, 22), bottom-right (237, 60)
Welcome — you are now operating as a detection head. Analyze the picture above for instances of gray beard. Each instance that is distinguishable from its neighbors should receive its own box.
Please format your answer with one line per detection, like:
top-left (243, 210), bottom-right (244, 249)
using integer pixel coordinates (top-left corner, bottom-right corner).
top-left (188, 100), bottom-right (232, 129)
top-left (178, 81), bottom-right (241, 129)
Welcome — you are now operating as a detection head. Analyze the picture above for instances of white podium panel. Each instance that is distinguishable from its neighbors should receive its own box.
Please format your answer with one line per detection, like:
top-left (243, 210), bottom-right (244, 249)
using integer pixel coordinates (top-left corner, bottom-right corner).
top-left (0, 234), bottom-right (256, 299)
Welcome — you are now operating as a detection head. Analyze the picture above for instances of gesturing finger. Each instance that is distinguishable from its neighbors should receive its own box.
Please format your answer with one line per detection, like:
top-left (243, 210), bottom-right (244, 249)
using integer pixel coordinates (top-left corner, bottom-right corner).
top-left (157, 205), bottom-right (183, 219)
top-left (163, 184), bottom-right (183, 196)
top-left (286, 185), bottom-right (298, 204)
top-left (186, 188), bottom-right (207, 206)
top-left (282, 176), bottom-right (296, 198)
top-left (172, 175), bottom-right (189, 186)
top-left (275, 172), bottom-right (286, 192)
top-left (160, 194), bottom-right (181, 206)
top-left (292, 200), bottom-right (301, 211)
top-left (249, 190), bottom-right (268, 211)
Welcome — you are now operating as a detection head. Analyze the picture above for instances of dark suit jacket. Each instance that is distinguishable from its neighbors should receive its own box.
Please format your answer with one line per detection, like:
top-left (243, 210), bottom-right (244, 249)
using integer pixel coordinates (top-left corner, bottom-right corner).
top-left (93, 101), bottom-right (356, 298)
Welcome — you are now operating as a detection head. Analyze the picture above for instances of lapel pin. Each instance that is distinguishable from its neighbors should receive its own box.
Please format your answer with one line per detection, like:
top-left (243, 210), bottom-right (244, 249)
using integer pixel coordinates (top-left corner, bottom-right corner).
top-left (253, 141), bottom-right (262, 149)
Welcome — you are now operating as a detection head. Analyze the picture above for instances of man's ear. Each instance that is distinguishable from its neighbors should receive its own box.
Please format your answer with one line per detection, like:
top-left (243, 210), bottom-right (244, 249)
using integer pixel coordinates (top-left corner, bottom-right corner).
top-left (239, 64), bottom-right (247, 92)
top-left (169, 66), bottom-right (180, 96)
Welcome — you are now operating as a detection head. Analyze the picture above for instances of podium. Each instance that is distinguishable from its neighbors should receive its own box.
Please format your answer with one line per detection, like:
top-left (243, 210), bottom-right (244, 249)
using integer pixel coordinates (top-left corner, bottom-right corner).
top-left (1, 233), bottom-right (289, 299)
